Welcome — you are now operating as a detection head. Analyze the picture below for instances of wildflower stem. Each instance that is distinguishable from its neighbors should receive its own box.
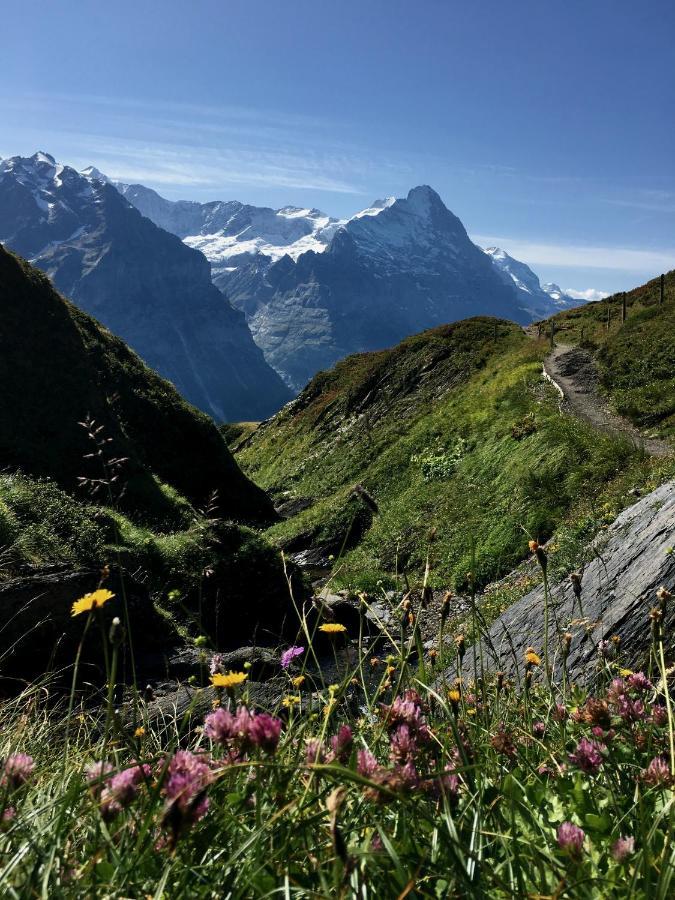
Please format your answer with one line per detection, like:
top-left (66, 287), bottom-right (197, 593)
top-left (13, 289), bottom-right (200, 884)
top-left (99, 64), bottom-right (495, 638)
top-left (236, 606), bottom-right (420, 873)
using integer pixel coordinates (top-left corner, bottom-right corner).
top-left (63, 610), bottom-right (94, 773)
top-left (657, 635), bottom-right (675, 777)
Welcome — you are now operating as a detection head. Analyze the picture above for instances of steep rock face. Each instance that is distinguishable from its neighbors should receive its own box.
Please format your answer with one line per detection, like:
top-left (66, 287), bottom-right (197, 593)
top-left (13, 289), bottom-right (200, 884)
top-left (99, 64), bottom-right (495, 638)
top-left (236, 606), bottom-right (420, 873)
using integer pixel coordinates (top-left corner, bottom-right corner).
top-left (0, 153), bottom-right (291, 420)
top-left (227, 187), bottom-right (530, 388)
top-left (0, 244), bottom-right (275, 524)
top-left (454, 480), bottom-right (675, 687)
top-left (484, 246), bottom-right (580, 319)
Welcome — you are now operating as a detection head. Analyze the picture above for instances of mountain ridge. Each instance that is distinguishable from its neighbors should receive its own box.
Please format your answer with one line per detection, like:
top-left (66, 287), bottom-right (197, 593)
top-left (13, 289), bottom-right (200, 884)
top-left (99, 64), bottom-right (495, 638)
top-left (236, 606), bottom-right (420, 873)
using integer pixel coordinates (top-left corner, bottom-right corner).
top-left (0, 242), bottom-right (275, 524)
top-left (0, 152), bottom-right (292, 421)
top-left (112, 177), bottom-right (582, 389)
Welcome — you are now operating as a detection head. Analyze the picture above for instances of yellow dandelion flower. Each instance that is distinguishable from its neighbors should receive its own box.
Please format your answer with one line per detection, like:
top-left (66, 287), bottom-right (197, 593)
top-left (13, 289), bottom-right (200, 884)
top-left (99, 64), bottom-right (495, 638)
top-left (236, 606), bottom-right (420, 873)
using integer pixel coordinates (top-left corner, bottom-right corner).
top-left (524, 647), bottom-right (541, 667)
top-left (619, 668), bottom-right (633, 677)
top-left (291, 675), bottom-right (306, 688)
top-left (448, 689), bottom-right (461, 704)
top-left (210, 671), bottom-right (248, 689)
top-left (282, 695), bottom-right (301, 708)
top-left (71, 589), bottom-right (115, 617)
top-left (319, 623), bottom-right (347, 634)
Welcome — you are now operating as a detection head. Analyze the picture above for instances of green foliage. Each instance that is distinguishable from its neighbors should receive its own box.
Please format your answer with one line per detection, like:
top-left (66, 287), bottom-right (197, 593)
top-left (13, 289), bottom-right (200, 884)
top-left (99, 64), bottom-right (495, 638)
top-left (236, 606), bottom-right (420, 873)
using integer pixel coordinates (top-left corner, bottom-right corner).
top-left (0, 474), bottom-right (106, 567)
top-left (1, 600), bottom-right (675, 896)
top-left (547, 270), bottom-right (675, 437)
top-left (411, 438), bottom-right (468, 481)
top-left (240, 317), bottom-right (670, 592)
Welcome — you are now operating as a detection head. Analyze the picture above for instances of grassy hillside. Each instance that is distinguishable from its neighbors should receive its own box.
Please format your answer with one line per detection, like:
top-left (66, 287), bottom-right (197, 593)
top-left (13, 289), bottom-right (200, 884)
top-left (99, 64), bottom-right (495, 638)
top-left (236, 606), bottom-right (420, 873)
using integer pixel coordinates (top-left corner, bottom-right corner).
top-left (0, 244), bottom-right (274, 527)
top-left (0, 246), bottom-right (292, 648)
top-left (546, 270), bottom-right (675, 437)
top-left (239, 315), bottom-right (673, 593)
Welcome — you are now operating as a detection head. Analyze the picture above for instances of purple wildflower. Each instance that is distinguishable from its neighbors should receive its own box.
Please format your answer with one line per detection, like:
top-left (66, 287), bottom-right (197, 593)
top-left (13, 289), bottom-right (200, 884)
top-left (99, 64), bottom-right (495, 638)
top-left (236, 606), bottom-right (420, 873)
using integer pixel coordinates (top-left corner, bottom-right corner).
top-left (305, 739), bottom-right (326, 766)
top-left (204, 706), bottom-right (238, 744)
top-left (557, 822), bottom-right (585, 857)
top-left (85, 761), bottom-right (114, 797)
top-left (611, 836), bottom-right (635, 862)
top-left (2, 754), bottom-right (35, 789)
top-left (627, 672), bottom-right (652, 692)
top-left (330, 725), bottom-right (353, 764)
top-left (425, 762), bottom-right (459, 799)
top-left (652, 705), bottom-right (668, 727)
top-left (381, 690), bottom-right (431, 742)
top-left (607, 678), bottom-right (627, 705)
top-left (99, 763), bottom-right (151, 820)
top-left (389, 724), bottom-right (417, 765)
top-left (356, 749), bottom-right (379, 778)
top-left (642, 756), bottom-right (672, 788)
top-left (248, 713), bottom-right (282, 753)
top-left (162, 750), bottom-right (213, 841)
top-left (569, 738), bottom-right (605, 774)
top-left (280, 646), bottom-right (305, 669)
top-left (371, 833), bottom-right (384, 852)
top-left (617, 696), bottom-right (646, 723)
top-left (391, 760), bottom-right (420, 791)
top-left (204, 706), bottom-right (281, 754)
top-left (532, 721), bottom-right (546, 738)
top-left (552, 703), bottom-right (568, 722)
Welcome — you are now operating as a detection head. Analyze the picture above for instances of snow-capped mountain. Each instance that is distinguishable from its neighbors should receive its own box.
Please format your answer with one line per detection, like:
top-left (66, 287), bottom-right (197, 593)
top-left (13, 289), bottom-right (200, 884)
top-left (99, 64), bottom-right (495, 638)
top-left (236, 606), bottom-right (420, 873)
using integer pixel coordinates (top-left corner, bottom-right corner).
top-left (484, 246), bottom-right (580, 318)
top-left (0, 153), bottom-right (291, 420)
top-left (117, 180), bottom-right (569, 389)
top-left (217, 185), bottom-right (532, 388)
top-left (115, 182), bottom-right (344, 275)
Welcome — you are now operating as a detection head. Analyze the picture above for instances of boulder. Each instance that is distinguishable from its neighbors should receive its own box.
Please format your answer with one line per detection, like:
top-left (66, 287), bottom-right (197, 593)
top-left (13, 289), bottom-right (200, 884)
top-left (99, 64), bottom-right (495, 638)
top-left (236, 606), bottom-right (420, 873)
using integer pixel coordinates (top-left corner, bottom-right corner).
top-left (0, 568), bottom-right (178, 685)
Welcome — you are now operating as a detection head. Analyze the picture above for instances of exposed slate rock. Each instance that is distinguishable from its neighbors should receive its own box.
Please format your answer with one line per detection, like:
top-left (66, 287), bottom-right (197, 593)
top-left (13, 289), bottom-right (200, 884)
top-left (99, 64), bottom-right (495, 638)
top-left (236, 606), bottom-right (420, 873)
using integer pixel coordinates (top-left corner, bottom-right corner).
top-left (166, 646), bottom-right (279, 682)
top-left (449, 481), bottom-right (675, 688)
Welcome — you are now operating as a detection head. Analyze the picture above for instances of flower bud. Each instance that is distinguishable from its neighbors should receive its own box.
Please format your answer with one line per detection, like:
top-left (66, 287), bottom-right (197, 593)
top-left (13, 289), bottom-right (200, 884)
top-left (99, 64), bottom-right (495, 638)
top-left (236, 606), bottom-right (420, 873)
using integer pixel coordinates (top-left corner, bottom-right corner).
top-left (109, 616), bottom-right (124, 646)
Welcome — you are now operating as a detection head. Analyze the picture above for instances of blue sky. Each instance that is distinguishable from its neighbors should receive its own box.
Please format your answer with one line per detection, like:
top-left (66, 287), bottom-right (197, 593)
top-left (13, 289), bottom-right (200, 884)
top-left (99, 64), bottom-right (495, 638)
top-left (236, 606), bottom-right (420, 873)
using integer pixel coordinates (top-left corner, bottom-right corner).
top-left (1, 0), bottom-right (674, 294)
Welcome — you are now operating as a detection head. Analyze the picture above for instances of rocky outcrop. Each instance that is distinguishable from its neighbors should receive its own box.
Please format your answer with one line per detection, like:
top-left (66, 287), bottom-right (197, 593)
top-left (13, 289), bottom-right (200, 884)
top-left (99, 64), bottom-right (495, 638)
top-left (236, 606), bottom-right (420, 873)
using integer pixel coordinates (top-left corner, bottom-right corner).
top-left (451, 480), bottom-right (675, 687)
top-left (0, 568), bottom-right (178, 685)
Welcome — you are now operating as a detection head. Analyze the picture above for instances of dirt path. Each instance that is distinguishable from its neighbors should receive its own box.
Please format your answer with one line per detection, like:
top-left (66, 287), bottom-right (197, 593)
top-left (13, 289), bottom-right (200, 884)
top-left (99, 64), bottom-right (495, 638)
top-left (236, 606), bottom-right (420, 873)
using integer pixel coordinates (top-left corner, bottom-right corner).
top-left (543, 343), bottom-right (671, 457)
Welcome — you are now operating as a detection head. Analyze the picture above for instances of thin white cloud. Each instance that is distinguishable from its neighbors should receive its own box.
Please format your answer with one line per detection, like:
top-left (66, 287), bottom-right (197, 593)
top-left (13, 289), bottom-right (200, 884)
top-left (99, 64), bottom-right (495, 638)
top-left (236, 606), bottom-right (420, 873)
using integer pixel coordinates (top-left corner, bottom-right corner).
top-left (472, 234), bottom-right (675, 273)
top-left (34, 132), bottom-right (368, 195)
top-left (565, 288), bottom-right (609, 302)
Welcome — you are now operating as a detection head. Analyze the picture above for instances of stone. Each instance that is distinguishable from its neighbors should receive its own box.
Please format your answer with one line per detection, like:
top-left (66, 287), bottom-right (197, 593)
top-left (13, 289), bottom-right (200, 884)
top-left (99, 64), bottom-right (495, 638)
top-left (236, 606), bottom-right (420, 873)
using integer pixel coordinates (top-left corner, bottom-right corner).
top-left (448, 481), bottom-right (675, 688)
